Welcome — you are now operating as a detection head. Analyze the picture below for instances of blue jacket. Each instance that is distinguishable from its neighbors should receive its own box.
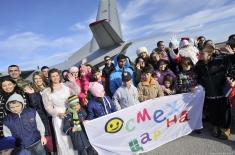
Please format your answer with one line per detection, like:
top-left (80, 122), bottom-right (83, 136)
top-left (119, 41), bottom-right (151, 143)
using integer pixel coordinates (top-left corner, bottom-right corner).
top-left (109, 55), bottom-right (134, 95)
top-left (87, 96), bottom-right (116, 120)
top-left (3, 108), bottom-right (41, 148)
top-left (63, 108), bottom-right (91, 151)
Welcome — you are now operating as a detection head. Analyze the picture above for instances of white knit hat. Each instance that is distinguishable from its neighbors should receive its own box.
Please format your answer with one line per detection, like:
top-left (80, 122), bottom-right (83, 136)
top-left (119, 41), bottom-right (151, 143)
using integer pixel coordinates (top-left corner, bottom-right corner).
top-left (69, 66), bottom-right (79, 73)
top-left (136, 47), bottom-right (148, 56)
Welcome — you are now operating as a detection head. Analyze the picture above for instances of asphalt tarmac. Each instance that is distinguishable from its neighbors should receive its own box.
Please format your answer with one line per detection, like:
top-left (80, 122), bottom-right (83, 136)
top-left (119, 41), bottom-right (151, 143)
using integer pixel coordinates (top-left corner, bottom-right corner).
top-left (142, 123), bottom-right (235, 155)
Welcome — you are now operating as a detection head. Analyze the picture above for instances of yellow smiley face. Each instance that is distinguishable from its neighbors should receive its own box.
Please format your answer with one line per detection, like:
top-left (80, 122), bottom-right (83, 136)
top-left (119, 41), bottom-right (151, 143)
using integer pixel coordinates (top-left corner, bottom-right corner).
top-left (105, 117), bottom-right (124, 133)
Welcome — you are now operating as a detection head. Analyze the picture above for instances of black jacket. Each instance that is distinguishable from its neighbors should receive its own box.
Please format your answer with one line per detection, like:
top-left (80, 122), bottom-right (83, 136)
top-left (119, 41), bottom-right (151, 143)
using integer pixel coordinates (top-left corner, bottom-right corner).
top-left (195, 54), bottom-right (235, 97)
top-left (27, 92), bottom-right (49, 136)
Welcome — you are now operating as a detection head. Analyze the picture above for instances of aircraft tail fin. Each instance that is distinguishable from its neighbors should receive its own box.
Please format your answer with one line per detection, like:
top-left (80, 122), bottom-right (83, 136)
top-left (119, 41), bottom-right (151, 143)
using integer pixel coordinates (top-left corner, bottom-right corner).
top-left (89, 19), bottom-right (124, 49)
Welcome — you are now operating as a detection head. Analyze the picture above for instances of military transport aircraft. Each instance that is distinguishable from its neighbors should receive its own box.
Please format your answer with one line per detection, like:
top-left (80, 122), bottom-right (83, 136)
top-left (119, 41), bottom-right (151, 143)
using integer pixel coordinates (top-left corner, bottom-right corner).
top-left (51, 0), bottom-right (154, 70)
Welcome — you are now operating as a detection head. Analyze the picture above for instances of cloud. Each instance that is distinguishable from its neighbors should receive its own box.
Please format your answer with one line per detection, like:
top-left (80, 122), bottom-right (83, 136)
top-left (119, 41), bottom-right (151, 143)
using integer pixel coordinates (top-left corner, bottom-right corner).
top-left (118, 0), bottom-right (235, 40)
top-left (0, 30), bottom-right (92, 71)
top-left (70, 10), bottom-right (96, 32)
top-left (70, 22), bottom-right (86, 31)
top-left (0, 32), bottom-right (48, 55)
top-left (16, 50), bottom-right (76, 70)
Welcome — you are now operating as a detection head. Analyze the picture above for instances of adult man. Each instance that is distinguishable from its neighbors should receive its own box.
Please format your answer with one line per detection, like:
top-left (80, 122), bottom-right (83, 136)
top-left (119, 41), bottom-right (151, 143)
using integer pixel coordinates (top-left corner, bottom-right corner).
top-left (195, 44), bottom-right (235, 139)
top-left (197, 36), bottom-right (206, 51)
top-left (224, 34), bottom-right (235, 54)
top-left (8, 65), bottom-right (21, 81)
top-left (41, 66), bottom-right (50, 86)
top-left (102, 56), bottom-right (115, 97)
top-left (8, 65), bottom-right (30, 90)
top-left (109, 54), bottom-right (134, 96)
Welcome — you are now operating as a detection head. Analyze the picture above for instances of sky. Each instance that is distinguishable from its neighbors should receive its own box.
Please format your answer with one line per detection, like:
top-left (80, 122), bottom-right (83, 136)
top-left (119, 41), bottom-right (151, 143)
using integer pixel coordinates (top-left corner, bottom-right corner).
top-left (0, 0), bottom-right (235, 72)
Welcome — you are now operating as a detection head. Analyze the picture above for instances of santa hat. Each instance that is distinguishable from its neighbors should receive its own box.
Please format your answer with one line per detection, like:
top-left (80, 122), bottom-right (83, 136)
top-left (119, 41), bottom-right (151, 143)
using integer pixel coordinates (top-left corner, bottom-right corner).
top-left (136, 47), bottom-right (148, 56)
top-left (89, 82), bottom-right (105, 97)
top-left (179, 38), bottom-right (190, 48)
top-left (69, 66), bottom-right (79, 73)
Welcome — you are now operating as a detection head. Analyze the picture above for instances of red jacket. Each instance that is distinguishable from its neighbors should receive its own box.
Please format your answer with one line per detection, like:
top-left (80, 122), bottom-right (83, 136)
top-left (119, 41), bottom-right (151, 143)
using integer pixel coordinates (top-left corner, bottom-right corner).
top-left (229, 87), bottom-right (235, 109)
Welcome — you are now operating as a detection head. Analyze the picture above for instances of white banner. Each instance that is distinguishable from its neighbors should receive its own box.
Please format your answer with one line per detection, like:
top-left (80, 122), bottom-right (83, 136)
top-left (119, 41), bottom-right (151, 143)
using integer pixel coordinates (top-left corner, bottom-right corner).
top-left (84, 86), bottom-right (205, 155)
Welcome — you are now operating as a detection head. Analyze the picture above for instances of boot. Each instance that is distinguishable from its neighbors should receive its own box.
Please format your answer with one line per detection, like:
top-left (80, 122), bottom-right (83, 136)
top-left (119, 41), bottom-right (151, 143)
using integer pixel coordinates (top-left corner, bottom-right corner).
top-left (212, 126), bottom-right (220, 137)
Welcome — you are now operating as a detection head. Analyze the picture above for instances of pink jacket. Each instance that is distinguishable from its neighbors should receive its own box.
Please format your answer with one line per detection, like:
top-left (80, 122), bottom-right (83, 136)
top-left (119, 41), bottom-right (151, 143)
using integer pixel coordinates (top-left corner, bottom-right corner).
top-left (76, 75), bottom-right (90, 107)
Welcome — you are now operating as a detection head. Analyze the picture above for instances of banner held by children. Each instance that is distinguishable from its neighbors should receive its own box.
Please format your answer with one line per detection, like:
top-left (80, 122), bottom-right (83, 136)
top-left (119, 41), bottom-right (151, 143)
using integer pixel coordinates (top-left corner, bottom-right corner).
top-left (84, 86), bottom-right (205, 155)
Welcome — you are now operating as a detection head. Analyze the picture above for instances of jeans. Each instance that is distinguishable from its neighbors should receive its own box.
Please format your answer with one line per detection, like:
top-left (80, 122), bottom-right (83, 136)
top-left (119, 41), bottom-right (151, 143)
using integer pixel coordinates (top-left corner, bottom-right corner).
top-left (27, 141), bottom-right (46, 155)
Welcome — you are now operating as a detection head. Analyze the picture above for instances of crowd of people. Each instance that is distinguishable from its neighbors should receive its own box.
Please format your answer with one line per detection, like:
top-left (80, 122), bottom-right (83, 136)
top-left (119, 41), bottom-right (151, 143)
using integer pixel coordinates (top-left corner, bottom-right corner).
top-left (0, 34), bottom-right (235, 155)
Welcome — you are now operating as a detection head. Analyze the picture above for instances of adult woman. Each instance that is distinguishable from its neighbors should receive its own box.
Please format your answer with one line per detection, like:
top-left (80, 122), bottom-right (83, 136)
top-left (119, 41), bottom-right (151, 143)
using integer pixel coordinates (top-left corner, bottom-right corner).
top-left (42, 68), bottom-right (77, 155)
top-left (31, 71), bottom-right (56, 153)
top-left (32, 71), bottom-right (46, 93)
top-left (0, 78), bottom-right (26, 137)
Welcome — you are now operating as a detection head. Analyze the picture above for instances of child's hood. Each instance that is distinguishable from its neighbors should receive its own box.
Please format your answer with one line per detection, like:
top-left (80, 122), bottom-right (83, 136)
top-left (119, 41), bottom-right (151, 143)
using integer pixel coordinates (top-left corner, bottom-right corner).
top-left (5, 93), bottom-right (26, 112)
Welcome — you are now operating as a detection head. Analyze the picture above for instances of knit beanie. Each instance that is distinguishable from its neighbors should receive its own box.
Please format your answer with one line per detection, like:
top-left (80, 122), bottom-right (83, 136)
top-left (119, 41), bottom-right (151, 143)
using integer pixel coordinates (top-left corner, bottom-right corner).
top-left (136, 47), bottom-right (148, 56)
top-left (67, 95), bottom-right (80, 120)
top-left (89, 82), bottom-right (105, 97)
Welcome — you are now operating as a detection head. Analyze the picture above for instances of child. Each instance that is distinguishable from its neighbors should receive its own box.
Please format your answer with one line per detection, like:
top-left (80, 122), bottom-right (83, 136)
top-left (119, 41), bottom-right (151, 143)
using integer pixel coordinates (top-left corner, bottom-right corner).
top-left (154, 59), bottom-right (176, 85)
top-left (63, 95), bottom-right (97, 155)
top-left (77, 64), bottom-right (90, 107)
top-left (113, 71), bottom-right (139, 110)
top-left (87, 82), bottom-right (116, 120)
top-left (162, 75), bottom-right (176, 96)
top-left (177, 57), bottom-right (198, 93)
top-left (3, 93), bottom-right (47, 155)
top-left (138, 65), bottom-right (164, 102)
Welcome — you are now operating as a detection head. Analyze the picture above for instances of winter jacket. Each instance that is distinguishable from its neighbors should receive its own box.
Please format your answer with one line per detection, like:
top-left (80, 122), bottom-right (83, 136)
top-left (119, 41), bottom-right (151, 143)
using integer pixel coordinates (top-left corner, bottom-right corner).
top-left (3, 108), bottom-right (44, 148)
top-left (102, 63), bottom-right (115, 79)
top-left (137, 77), bottom-right (164, 102)
top-left (27, 92), bottom-right (49, 136)
top-left (63, 108), bottom-right (91, 151)
top-left (230, 87), bottom-right (235, 109)
top-left (176, 70), bottom-right (198, 93)
top-left (102, 63), bottom-right (115, 97)
top-left (76, 75), bottom-right (90, 107)
top-left (113, 85), bottom-right (139, 110)
top-left (109, 55), bottom-right (134, 95)
top-left (0, 90), bottom-right (28, 138)
top-left (0, 94), bottom-right (6, 138)
top-left (195, 54), bottom-right (235, 97)
top-left (154, 69), bottom-right (176, 85)
top-left (87, 96), bottom-right (116, 120)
